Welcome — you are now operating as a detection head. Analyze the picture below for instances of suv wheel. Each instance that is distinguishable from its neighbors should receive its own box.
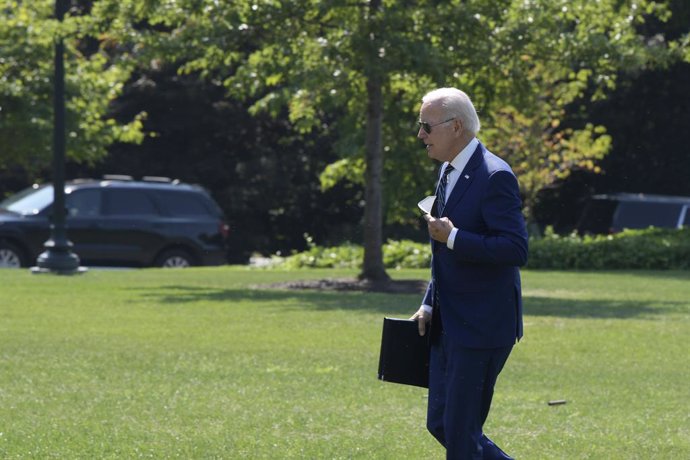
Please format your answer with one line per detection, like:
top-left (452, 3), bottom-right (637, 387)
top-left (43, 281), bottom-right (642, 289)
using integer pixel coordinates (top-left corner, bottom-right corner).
top-left (154, 249), bottom-right (195, 268)
top-left (0, 241), bottom-right (27, 268)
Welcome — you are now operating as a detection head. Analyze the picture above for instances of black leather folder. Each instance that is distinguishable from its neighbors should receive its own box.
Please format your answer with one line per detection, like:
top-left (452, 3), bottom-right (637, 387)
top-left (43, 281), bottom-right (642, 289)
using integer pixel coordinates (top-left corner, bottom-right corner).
top-left (377, 317), bottom-right (430, 388)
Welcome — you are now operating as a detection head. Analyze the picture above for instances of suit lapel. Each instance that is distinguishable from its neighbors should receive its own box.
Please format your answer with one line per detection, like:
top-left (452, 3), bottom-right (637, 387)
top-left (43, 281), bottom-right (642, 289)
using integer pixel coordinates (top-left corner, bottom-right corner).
top-left (442, 143), bottom-right (483, 216)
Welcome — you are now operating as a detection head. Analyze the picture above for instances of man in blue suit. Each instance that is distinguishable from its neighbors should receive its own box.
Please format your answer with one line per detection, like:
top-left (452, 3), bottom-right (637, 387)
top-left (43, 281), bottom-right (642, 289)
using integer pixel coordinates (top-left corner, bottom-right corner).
top-left (411, 88), bottom-right (528, 459)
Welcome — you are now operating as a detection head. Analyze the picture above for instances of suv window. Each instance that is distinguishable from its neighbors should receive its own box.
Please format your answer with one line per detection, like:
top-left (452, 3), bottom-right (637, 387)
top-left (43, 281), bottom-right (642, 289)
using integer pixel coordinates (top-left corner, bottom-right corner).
top-left (159, 191), bottom-right (214, 216)
top-left (1, 185), bottom-right (53, 215)
top-left (612, 202), bottom-right (683, 232)
top-left (104, 189), bottom-right (159, 216)
top-left (66, 189), bottom-right (101, 217)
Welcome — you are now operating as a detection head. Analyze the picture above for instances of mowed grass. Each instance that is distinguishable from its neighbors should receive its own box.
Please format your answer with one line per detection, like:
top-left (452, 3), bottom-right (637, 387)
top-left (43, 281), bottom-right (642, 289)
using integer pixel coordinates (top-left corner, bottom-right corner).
top-left (0, 267), bottom-right (688, 459)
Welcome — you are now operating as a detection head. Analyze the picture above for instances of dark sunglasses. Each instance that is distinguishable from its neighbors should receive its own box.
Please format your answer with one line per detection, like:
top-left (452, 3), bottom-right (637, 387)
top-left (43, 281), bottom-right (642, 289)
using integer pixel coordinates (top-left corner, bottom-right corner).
top-left (418, 117), bottom-right (455, 134)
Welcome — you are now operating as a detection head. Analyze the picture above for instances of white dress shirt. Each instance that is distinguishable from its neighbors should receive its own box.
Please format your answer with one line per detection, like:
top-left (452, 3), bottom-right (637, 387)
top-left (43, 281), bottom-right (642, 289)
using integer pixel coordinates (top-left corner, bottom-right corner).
top-left (422, 137), bottom-right (479, 314)
top-left (442, 137), bottom-right (478, 250)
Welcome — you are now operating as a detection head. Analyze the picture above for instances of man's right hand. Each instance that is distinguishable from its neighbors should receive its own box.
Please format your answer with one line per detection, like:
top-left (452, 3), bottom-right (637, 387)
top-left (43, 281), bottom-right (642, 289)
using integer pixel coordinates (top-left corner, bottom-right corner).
top-left (410, 306), bottom-right (432, 336)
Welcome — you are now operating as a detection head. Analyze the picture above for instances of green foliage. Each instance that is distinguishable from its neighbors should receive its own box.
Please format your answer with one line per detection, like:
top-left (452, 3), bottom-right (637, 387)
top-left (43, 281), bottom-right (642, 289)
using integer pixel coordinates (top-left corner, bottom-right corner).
top-left (382, 239), bottom-right (432, 270)
top-left (0, 1), bottom-right (144, 171)
top-left (319, 157), bottom-right (365, 190)
top-left (276, 228), bottom-right (690, 271)
top-left (121, 0), bottom-right (687, 225)
top-left (277, 239), bottom-right (430, 269)
top-left (5, 0), bottom-right (687, 258)
top-left (529, 227), bottom-right (690, 269)
top-left (278, 242), bottom-right (364, 269)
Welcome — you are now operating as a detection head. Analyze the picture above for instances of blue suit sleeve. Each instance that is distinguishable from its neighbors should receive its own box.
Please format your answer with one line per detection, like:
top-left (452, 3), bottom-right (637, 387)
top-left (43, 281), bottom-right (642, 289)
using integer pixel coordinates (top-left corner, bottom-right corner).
top-left (454, 170), bottom-right (528, 266)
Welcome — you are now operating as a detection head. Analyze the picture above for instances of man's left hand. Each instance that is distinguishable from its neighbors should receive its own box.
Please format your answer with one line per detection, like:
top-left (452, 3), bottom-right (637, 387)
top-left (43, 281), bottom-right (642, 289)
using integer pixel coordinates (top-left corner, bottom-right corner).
top-left (424, 214), bottom-right (454, 243)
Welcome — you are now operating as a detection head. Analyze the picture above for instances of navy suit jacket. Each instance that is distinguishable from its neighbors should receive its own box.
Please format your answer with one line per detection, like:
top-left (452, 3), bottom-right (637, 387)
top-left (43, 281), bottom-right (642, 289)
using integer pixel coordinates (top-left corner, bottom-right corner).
top-left (423, 142), bottom-right (528, 348)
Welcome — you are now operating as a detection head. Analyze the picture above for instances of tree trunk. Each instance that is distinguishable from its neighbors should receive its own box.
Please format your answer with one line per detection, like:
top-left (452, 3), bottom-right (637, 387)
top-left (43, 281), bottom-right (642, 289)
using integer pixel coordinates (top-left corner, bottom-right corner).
top-left (360, 75), bottom-right (390, 282)
top-left (358, 0), bottom-right (389, 282)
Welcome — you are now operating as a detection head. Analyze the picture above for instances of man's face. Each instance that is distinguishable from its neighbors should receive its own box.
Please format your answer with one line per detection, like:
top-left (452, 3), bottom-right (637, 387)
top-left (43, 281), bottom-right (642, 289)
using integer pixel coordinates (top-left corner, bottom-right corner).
top-left (417, 101), bottom-right (459, 163)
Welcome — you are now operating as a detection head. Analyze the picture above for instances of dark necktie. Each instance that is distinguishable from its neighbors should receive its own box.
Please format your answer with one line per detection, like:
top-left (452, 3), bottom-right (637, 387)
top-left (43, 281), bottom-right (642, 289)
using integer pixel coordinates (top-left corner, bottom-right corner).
top-left (436, 164), bottom-right (454, 216)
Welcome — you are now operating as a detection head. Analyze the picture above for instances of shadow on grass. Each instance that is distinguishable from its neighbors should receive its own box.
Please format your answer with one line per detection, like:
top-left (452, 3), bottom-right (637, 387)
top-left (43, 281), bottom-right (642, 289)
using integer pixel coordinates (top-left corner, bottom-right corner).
top-left (620, 270), bottom-right (690, 282)
top-left (134, 285), bottom-right (418, 315)
top-left (524, 296), bottom-right (679, 319)
top-left (133, 285), bottom-right (678, 319)
top-left (536, 270), bottom-right (690, 282)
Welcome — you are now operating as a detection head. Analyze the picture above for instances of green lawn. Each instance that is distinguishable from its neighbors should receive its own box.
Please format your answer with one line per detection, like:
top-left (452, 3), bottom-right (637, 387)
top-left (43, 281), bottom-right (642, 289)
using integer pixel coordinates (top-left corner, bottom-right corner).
top-left (0, 267), bottom-right (688, 459)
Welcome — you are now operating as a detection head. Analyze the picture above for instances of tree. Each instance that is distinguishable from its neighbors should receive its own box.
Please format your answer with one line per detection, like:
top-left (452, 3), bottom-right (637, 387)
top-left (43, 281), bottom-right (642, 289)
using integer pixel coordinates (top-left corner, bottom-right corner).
top-left (57, 0), bottom-right (687, 279)
top-left (0, 0), bottom-right (144, 174)
top-left (142, 0), bottom-right (681, 279)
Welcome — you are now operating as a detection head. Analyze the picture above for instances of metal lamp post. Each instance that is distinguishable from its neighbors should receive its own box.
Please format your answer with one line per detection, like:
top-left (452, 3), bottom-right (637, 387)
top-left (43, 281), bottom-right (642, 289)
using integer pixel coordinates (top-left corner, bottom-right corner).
top-left (33, 0), bottom-right (85, 274)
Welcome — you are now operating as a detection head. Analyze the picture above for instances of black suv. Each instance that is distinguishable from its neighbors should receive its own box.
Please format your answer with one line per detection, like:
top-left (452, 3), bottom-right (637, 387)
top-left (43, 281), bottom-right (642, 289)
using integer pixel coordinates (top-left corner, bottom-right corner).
top-left (0, 176), bottom-right (229, 268)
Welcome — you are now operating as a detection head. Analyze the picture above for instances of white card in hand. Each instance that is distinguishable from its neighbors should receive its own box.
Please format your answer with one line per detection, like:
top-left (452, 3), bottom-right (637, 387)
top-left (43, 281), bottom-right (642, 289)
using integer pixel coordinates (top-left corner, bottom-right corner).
top-left (417, 195), bottom-right (436, 215)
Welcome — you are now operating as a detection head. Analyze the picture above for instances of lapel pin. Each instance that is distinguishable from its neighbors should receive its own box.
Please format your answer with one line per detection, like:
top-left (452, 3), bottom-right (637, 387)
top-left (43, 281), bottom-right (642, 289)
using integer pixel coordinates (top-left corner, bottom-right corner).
top-left (464, 174), bottom-right (470, 179)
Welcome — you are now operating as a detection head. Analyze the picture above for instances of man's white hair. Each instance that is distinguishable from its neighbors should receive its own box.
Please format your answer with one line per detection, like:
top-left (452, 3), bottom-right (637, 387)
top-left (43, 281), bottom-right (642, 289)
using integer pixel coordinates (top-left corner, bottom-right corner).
top-left (422, 88), bottom-right (481, 135)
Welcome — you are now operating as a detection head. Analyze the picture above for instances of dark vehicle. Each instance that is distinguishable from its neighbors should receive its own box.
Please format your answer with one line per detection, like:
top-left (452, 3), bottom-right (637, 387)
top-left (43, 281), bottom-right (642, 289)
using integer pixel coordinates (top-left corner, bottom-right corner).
top-left (0, 176), bottom-right (229, 268)
top-left (577, 193), bottom-right (690, 234)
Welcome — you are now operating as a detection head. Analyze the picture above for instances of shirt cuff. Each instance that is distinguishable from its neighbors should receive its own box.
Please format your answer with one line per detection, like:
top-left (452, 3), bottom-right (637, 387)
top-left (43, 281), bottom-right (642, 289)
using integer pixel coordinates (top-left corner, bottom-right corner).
top-left (447, 227), bottom-right (459, 250)
top-left (422, 304), bottom-right (433, 314)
